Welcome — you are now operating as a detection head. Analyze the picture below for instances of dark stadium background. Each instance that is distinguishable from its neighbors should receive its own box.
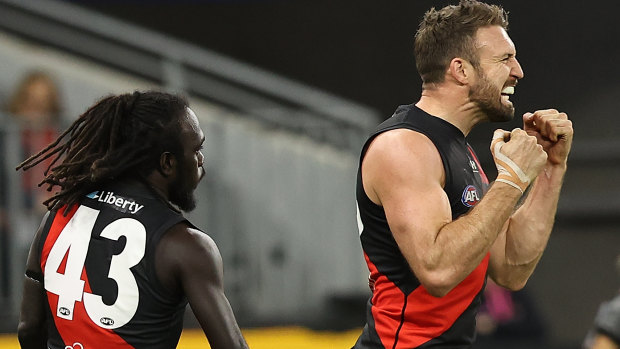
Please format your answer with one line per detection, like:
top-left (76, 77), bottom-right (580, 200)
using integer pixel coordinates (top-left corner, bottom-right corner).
top-left (68, 0), bottom-right (616, 121)
top-left (66, 0), bottom-right (620, 174)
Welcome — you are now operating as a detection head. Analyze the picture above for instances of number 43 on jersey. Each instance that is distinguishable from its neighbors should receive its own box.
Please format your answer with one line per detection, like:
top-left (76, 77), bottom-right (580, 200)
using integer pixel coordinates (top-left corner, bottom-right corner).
top-left (44, 206), bottom-right (146, 330)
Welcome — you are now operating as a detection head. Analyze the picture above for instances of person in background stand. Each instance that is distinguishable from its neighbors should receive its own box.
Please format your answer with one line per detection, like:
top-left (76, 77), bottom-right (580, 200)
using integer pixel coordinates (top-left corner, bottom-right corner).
top-left (7, 70), bottom-right (62, 214)
top-left (1, 71), bottom-right (63, 304)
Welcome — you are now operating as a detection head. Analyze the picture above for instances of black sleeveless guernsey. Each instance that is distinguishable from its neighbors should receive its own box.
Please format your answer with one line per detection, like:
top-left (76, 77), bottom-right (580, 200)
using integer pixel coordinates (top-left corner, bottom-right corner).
top-left (37, 180), bottom-right (191, 349)
top-left (353, 104), bottom-right (490, 349)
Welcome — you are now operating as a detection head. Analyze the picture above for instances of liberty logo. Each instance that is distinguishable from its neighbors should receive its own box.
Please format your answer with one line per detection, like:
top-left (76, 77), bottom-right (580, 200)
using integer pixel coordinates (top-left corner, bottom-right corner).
top-left (86, 191), bottom-right (144, 214)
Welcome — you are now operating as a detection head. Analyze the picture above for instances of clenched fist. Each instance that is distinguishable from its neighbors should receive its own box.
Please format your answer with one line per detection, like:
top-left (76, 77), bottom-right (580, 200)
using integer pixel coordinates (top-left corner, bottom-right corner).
top-left (491, 128), bottom-right (547, 193)
top-left (523, 109), bottom-right (573, 167)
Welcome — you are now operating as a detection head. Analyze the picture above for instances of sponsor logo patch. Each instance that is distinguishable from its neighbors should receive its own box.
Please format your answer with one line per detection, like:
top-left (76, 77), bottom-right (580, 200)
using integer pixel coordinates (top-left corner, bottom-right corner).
top-left (86, 191), bottom-right (144, 214)
top-left (461, 185), bottom-right (481, 207)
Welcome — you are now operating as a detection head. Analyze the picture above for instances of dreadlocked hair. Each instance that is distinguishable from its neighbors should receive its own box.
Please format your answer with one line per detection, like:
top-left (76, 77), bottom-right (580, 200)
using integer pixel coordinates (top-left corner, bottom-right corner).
top-left (16, 90), bottom-right (189, 214)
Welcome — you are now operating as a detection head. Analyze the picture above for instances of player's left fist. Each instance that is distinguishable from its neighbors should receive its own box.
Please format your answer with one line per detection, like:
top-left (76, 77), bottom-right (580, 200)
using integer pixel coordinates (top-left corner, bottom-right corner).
top-left (522, 109), bottom-right (573, 166)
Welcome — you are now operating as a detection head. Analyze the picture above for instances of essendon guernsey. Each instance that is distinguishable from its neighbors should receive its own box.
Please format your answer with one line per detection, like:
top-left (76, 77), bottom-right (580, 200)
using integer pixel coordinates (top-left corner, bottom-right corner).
top-left (353, 104), bottom-right (490, 349)
top-left (36, 181), bottom-right (190, 349)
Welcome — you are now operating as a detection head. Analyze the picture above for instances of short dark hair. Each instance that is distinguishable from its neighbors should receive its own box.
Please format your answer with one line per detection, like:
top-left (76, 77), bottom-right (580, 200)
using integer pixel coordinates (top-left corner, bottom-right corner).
top-left (16, 90), bottom-right (189, 212)
top-left (414, 0), bottom-right (509, 84)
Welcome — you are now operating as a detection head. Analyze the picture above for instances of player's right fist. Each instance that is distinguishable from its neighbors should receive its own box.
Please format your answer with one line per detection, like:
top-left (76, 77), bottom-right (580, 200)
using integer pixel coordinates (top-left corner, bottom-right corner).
top-left (490, 128), bottom-right (547, 193)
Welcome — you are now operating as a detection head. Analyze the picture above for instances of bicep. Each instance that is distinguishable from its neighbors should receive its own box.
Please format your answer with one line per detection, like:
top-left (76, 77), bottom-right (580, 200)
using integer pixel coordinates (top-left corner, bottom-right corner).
top-left (363, 130), bottom-right (452, 269)
top-left (383, 178), bottom-right (452, 270)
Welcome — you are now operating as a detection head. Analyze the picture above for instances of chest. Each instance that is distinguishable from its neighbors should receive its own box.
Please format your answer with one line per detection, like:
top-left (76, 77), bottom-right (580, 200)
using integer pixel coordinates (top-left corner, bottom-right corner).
top-left (443, 145), bottom-right (489, 220)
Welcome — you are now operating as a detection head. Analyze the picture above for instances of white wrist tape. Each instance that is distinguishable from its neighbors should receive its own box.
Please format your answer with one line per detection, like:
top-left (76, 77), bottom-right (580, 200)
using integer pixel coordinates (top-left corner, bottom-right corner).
top-left (491, 133), bottom-right (530, 194)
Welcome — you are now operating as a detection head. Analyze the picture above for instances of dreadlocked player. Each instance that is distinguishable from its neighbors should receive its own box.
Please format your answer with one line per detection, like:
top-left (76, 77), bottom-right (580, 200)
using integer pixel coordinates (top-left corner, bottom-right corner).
top-left (16, 91), bottom-right (249, 349)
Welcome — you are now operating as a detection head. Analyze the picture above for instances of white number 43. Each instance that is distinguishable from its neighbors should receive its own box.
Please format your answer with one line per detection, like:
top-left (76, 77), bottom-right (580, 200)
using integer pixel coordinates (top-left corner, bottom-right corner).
top-left (44, 206), bottom-right (146, 329)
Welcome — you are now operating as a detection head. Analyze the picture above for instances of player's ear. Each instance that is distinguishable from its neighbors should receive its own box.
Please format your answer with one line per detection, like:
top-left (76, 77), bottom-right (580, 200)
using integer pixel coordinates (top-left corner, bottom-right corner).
top-left (159, 151), bottom-right (177, 177)
top-left (448, 57), bottom-right (474, 85)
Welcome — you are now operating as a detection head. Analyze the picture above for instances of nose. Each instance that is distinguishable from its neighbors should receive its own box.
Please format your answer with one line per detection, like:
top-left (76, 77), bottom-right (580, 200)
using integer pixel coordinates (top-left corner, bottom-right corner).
top-left (197, 150), bottom-right (204, 167)
top-left (512, 57), bottom-right (524, 80)
top-left (199, 166), bottom-right (206, 181)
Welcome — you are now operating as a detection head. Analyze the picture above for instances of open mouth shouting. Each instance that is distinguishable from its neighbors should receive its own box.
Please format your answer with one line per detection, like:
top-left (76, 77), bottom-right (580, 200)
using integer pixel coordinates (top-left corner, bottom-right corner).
top-left (501, 86), bottom-right (515, 103)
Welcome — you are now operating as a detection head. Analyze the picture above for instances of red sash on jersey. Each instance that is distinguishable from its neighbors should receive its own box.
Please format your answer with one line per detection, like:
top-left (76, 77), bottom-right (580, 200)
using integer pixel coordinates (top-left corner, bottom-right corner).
top-left (40, 205), bottom-right (133, 348)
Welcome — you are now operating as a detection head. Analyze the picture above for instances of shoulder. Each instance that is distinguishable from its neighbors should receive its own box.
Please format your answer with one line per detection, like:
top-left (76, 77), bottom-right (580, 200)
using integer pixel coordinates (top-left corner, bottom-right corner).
top-left (159, 223), bottom-right (223, 274)
top-left (364, 128), bottom-right (444, 183)
top-left (361, 128), bottom-right (445, 204)
top-left (161, 223), bottom-right (221, 263)
top-left (367, 128), bottom-right (438, 159)
top-left (155, 223), bottom-right (224, 294)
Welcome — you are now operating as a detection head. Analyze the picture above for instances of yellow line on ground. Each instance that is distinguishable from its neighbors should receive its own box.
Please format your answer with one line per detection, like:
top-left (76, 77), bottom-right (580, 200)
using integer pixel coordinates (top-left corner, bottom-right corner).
top-left (0, 327), bottom-right (361, 348)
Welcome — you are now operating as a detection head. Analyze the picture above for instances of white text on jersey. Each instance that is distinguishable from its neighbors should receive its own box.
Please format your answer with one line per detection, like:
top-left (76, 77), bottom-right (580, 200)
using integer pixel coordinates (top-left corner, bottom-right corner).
top-left (86, 191), bottom-right (144, 214)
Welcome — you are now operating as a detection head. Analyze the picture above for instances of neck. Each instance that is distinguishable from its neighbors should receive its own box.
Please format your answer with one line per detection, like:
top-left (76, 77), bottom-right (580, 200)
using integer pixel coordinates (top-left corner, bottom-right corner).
top-left (415, 85), bottom-right (486, 136)
top-left (142, 172), bottom-right (170, 203)
top-left (139, 175), bottom-right (181, 213)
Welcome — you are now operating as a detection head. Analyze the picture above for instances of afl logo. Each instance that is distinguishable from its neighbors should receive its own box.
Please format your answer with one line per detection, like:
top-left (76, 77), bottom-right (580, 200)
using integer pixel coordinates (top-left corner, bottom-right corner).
top-left (461, 185), bottom-right (480, 207)
top-left (100, 317), bottom-right (114, 326)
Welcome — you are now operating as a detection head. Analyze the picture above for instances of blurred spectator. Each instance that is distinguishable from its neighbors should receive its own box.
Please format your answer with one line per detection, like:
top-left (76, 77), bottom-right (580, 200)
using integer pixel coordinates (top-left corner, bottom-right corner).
top-left (583, 255), bottom-right (620, 349)
top-left (6, 70), bottom-right (62, 214)
top-left (475, 278), bottom-right (547, 348)
top-left (0, 70), bottom-right (62, 305)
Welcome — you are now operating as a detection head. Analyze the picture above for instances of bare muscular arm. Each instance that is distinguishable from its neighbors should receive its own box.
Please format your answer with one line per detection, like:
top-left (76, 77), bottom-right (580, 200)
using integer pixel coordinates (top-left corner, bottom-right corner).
top-left (362, 128), bottom-right (545, 297)
top-left (156, 224), bottom-right (248, 349)
top-left (489, 109), bottom-right (573, 289)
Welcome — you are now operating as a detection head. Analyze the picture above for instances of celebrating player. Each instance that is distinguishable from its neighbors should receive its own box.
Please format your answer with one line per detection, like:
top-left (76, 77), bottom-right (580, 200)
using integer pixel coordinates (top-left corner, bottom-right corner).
top-left (353, 1), bottom-right (573, 348)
